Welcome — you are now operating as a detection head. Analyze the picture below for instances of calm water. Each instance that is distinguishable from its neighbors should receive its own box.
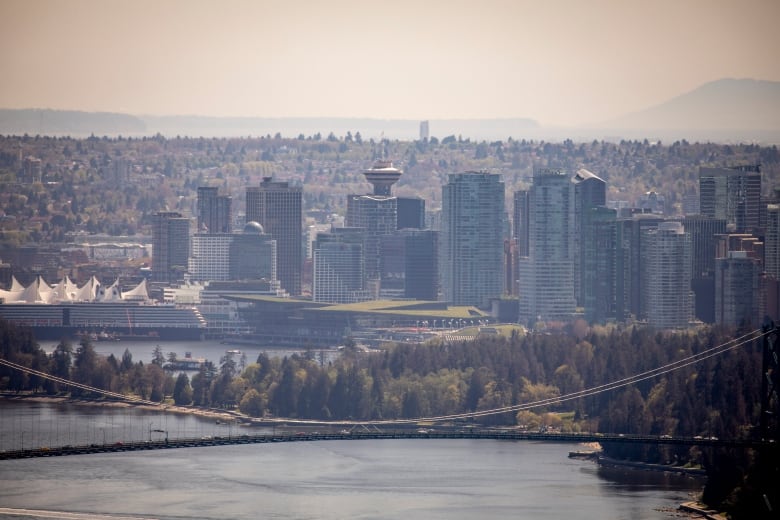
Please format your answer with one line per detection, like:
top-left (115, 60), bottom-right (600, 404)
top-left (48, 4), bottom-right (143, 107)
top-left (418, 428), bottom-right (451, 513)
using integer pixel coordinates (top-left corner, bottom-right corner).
top-left (38, 339), bottom-right (340, 368)
top-left (0, 401), bottom-right (703, 520)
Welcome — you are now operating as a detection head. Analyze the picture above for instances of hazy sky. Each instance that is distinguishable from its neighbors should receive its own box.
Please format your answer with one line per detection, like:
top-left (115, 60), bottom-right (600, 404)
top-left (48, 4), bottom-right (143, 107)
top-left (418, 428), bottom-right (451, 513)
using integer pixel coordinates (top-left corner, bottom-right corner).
top-left (1, 0), bottom-right (778, 126)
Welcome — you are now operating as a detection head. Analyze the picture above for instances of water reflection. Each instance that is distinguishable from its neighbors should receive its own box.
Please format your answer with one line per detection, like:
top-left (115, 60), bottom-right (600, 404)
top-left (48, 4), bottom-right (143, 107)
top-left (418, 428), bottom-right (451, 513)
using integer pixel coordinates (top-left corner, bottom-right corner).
top-left (0, 431), bottom-right (703, 520)
top-left (594, 464), bottom-right (705, 492)
top-left (0, 399), bottom-right (258, 451)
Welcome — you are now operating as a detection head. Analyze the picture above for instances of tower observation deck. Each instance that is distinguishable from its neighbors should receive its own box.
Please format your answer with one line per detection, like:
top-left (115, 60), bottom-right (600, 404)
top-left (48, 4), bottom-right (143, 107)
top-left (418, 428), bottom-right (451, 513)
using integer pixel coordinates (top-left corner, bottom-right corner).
top-left (363, 160), bottom-right (402, 196)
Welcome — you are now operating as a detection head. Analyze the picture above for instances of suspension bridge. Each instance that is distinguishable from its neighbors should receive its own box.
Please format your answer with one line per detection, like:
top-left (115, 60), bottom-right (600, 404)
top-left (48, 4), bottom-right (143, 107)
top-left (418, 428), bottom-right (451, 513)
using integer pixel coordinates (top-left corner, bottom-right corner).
top-left (0, 323), bottom-right (778, 460)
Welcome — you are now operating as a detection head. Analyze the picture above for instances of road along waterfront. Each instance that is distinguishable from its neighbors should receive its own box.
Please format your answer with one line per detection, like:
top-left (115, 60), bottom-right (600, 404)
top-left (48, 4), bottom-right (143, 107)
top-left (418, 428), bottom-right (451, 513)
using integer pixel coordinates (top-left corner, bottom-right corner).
top-left (0, 401), bottom-right (704, 520)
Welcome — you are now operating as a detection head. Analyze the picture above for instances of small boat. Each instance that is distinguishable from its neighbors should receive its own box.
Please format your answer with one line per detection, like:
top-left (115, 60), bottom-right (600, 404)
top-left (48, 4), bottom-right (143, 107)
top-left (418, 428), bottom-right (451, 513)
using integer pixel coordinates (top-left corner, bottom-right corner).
top-left (225, 349), bottom-right (242, 355)
top-left (96, 331), bottom-right (120, 342)
top-left (163, 351), bottom-right (206, 371)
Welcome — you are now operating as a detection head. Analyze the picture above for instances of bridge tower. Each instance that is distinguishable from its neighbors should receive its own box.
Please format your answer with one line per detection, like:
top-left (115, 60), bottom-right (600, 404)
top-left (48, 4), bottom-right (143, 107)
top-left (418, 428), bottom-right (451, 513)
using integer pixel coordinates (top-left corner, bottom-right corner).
top-left (761, 318), bottom-right (780, 442)
top-left (753, 318), bottom-right (780, 520)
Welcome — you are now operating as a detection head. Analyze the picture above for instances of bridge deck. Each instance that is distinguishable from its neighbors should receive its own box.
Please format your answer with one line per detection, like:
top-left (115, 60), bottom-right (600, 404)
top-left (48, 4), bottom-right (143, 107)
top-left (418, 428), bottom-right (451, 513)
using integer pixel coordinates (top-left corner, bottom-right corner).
top-left (0, 430), bottom-right (772, 461)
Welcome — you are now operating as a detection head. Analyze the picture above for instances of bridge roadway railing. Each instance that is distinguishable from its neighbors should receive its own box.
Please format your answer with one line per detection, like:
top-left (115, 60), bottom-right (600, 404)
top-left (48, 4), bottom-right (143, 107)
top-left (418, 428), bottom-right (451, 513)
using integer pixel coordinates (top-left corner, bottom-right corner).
top-left (0, 429), bottom-right (774, 461)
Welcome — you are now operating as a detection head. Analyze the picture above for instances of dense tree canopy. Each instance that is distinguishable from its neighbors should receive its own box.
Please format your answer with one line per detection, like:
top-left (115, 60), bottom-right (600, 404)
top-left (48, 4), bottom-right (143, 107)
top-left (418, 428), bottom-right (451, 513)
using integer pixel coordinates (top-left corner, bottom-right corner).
top-left (0, 318), bottom-right (773, 516)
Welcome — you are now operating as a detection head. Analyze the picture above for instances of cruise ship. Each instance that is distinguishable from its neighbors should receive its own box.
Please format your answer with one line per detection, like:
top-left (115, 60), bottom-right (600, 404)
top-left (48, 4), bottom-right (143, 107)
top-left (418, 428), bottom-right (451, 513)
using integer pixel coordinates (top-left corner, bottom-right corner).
top-left (0, 276), bottom-right (207, 341)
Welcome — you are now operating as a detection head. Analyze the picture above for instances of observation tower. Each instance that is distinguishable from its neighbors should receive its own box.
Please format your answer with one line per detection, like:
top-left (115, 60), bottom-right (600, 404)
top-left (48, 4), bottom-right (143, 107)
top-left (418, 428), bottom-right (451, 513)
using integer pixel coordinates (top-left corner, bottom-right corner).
top-left (363, 160), bottom-right (402, 196)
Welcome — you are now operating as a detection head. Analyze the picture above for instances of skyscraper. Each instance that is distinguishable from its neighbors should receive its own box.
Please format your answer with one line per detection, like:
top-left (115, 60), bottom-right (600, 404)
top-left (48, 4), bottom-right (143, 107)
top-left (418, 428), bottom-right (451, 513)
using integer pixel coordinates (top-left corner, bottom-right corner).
top-left (766, 204), bottom-right (780, 280)
top-left (715, 251), bottom-right (762, 327)
top-left (511, 190), bottom-right (530, 299)
top-left (572, 168), bottom-right (607, 307)
top-left (419, 121), bottom-right (429, 141)
top-left (379, 229), bottom-right (439, 301)
top-left (441, 171), bottom-right (505, 307)
top-left (313, 227), bottom-right (367, 303)
top-left (189, 233), bottom-right (235, 282)
top-left (246, 177), bottom-right (303, 296)
top-left (765, 203), bottom-right (780, 321)
top-left (643, 221), bottom-right (692, 329)
top-left (699, 165), bottom-right (762, 233)
top-left (197, 186), bottom-right (232, 233)
top-left (403, 230), bottom-right (439, 301)
top-left (518, 168), bottom-right (576, 323)
top-left (615, 214), bottom-right (664, 321)
top-left (513, 190), bottom-right (530, 257)
top-left (582, 206), bottom-right (617, 323)
top-left (152, 212), bottom-right (190, 283)
top-left (680, 215), bottom-right (727, 323)
top-left (346, 195), bottom-right (397, 281)
top-left (346, 161), bottom-right (401, 287)
top-left (397, 197), bottom-right (425, 229)
top-left (680, 216), bottom-right (728, 279)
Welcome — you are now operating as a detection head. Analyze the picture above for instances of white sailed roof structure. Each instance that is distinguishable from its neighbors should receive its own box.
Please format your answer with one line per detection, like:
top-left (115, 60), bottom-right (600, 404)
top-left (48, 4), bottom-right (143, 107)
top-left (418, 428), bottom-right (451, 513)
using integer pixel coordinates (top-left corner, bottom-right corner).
top-left (0, 276), bottom-right (150, 304)
top-left (51, 276), bottom-right (79, 302)
top-left (9, 276), bottom-right (24, 292)
top-left (121, 279), bottom-right (149, 301)
top-left (18, 276), bottom-right (47, 303)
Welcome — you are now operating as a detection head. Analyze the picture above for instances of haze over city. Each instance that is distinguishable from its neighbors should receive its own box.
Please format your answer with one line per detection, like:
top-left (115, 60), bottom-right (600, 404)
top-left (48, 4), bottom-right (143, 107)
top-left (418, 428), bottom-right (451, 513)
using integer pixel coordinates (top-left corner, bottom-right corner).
top-left (2, 1), bottom-right (780, 517)
top-left (1, 0), bottom-right (779, 127)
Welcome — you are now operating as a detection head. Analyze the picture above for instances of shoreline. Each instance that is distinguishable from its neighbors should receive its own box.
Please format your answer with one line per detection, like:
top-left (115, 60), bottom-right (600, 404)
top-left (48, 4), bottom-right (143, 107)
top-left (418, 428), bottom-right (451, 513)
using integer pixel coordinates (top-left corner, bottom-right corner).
top-left (597, 455), bottom-right (707, 476)
top-left (0, 391), bottom-right (244, 423)
top-left (5, 393), bottom-right (714, 517)
top-left (679, 502), bottom-right (728, 520)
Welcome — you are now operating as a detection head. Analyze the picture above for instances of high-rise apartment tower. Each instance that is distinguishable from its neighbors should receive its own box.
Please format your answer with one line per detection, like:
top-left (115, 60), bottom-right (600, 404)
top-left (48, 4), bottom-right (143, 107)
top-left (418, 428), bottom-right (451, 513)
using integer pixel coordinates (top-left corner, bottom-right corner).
top-left (699, 165), bottom-right (761, 233)
top-left (643, 221), bottom-right (692, 329)
top-left (440, 171), bottom-right (505, 307)
top-left (518, 168), bottom-right (576, 323)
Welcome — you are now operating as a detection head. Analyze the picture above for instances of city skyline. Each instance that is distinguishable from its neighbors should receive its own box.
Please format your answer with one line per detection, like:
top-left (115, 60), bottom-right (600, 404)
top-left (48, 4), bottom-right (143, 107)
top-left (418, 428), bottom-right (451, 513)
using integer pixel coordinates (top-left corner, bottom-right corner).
top-left (1, 0), bottom-right (779, 127)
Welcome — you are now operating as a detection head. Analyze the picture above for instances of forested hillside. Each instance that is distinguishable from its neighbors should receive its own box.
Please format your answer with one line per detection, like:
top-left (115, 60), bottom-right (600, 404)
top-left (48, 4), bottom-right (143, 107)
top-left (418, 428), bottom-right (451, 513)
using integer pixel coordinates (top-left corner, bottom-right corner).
top-left (1, 134), bottom-right (778, 248)
top-left (0, 320), bottom-right (763, 438)
top-left (0, 318), bottom-right (774, 516)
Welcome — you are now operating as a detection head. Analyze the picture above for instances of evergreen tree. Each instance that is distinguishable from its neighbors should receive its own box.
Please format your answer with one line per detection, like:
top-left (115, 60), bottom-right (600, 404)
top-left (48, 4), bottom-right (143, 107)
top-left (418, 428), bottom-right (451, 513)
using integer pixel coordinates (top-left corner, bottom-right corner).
top-left (173, 372), bottom-right (193, 405)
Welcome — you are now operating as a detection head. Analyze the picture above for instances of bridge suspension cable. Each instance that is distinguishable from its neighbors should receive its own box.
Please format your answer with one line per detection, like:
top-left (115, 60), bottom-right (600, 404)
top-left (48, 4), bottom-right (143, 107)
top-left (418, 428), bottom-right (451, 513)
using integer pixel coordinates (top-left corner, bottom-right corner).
top-left (366, 327), bottom-right (766, 425)
top-left (0, 327), bottom-right (767, 425)
top-left (0, 357), bottom-right (160, 406)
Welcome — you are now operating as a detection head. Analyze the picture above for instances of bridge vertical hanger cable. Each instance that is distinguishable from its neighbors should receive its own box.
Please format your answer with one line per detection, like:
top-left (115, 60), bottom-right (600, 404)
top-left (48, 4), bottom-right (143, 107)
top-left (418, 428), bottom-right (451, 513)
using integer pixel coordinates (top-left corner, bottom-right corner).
top-left (760, 318), bottom-right (779, 442)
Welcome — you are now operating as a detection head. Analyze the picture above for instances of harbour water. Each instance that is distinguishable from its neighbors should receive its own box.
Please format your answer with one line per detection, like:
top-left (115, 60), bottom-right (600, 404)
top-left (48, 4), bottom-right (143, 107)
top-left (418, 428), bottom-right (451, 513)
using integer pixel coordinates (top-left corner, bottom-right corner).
top-left (0, 401), bottom-right (704, 520)
top-left (38, 339), bottom-right (340, 369)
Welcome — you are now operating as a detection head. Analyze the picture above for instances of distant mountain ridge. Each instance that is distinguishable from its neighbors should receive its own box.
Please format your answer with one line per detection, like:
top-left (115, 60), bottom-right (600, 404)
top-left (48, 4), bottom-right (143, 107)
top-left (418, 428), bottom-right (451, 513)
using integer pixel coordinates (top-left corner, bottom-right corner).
top-left (0, 109), bottom-right (147, 136)
top-left (2, 79), bottom-right (779, 142)
top-left (600, 78), bottom-right (780, 132)
top-left (0, 109), bottom-right (538, 141)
